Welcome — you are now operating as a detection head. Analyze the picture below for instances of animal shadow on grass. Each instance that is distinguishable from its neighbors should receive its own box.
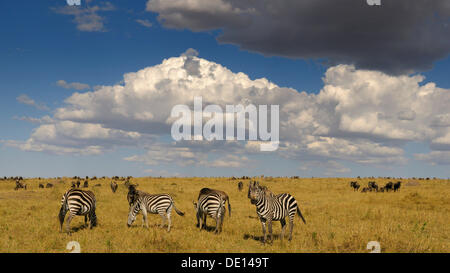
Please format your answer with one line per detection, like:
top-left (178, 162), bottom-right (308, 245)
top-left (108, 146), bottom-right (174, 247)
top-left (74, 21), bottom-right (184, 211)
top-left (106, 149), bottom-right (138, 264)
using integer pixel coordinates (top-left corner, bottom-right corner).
top-left (243, 233), bottom-right (281, 243)
top-left (69, 224), bottom-right (90, 233)
top-left (195, 223), bottom-right (218, 232)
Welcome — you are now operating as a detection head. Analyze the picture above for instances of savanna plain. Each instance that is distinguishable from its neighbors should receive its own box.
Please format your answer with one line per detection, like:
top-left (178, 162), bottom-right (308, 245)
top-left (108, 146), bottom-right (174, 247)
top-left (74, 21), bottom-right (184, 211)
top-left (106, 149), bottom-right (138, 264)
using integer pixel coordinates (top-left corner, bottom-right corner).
top-left (0, 177), bottom-right (448, 253)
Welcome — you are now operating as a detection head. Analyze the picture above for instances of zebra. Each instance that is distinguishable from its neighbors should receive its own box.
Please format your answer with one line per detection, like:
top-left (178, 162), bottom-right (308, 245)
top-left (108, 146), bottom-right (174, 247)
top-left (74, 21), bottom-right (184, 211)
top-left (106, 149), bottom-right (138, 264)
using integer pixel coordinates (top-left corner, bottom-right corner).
top-left (58, 188), bottom-right (97, 234)
top-left (248, 181), bottom-right (306, 244)
top-left (127, 191), bottom-right (184, 232)
top-left (193, 192), bottom-right (226, 234)
top-left (198, 188), bottom-right (231, 217)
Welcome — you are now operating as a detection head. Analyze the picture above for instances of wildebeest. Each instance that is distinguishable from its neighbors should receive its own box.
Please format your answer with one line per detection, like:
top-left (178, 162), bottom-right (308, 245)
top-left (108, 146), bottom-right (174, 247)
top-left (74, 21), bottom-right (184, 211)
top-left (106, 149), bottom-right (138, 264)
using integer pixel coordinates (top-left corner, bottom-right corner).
top-left (350, 181), bottom-right (360, 191)
top-left (110, 181), bottom-right (118, 193)
top-left (83, 180), bottom-right (89, 188)
top-left (368, 181), bottom-right (378, 191)
top-left (393, 181), bottom-right (402, 192)
top-left (71, 181), bottom-right (77, 188)
top-left (46, 183), bottom-right (53, 188)
top-left (238, 181), bottom-right (244, 191)
top-left (39, 183), bottom-right (44, 188)
top-left (127, 184), bottom-right (145, 206)
top-left (14, 180), bottom-right (27, 190)
top-left (361, 187), bottom-right (370, 193)
top-left (385, 182), bottom-right (394, 192)
top-left (76, 180), bottom-right (81, 188)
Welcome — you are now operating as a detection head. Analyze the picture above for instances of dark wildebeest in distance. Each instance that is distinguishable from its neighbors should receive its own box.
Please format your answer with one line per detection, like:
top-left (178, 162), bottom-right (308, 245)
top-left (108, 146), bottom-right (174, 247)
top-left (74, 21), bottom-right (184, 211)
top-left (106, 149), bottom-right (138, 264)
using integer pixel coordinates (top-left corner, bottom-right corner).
top-left (46, 183), bottom-right (53, 188)
top-left (110, 181), bottom-right (118, 193)
top-left (238, 181), bottom-right (244, 191)
top-left (361, 187), bottom-right (370, 193)
top-left (127, 184), bottom-right (145, 207)
top-left (350, 181), bottom-right (360, 191)
top-left (385, 182), bottom-right (394, 192)
top-left (368, 181), bottom-right (378, 192)
top-left (393, 181), bottom-right (402, 192)
top-left (39, 183), bottom-right (44, 189)
top-left (76, 180), bottom-right (81, 188)
top-left (83, 180), bottom-right (89, 188)
top-left (14, 180), bottom-right (27, 190)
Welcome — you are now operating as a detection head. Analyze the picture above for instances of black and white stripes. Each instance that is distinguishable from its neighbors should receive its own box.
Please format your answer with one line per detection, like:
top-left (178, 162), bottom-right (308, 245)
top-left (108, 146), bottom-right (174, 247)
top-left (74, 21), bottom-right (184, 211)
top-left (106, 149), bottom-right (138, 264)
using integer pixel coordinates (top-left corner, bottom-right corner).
top-left (248, 181), bottom-right (306, 243)
top-left (127, 192), bottom-right (184, 232)
top-left (59, 188), bottom-right (97, 234)
top-left (194, 192), bottom-right (226, 234)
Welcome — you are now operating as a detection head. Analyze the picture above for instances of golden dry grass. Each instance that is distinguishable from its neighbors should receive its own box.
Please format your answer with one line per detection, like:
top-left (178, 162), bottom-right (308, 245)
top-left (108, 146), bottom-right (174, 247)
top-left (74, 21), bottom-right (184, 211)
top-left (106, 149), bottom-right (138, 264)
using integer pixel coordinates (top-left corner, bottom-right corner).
top-left (0, 177), bottom-right (448, 253)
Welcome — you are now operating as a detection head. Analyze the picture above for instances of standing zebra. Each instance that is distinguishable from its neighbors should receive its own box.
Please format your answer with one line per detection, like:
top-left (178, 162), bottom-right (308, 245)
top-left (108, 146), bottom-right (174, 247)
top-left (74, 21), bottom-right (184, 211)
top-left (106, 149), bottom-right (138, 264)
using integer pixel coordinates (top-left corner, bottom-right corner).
top-left (248, 181), bottom-right (306, 244)
top-left (193, 192), bottom-right (226, 234)
top-left (127, 191), bottom-right (184, 232)
top-left (59, 188), bottom-right (97, 234)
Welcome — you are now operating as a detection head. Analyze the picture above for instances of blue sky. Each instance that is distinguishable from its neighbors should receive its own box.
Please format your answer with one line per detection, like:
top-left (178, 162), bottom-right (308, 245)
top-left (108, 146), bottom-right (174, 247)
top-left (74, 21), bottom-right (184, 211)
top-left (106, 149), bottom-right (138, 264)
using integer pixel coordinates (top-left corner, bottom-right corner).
top-left (0, 0), bottom-right (449, 178)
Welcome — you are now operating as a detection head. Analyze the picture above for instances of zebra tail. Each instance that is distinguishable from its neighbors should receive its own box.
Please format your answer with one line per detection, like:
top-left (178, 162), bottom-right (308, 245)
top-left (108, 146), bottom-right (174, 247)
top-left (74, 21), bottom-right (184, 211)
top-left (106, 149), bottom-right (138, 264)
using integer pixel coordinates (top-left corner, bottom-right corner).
top-left (227, 200), bottom-right (231, 217)
top-left (173, 203), bottom-right (185, 216)
top-left (297, 206), bottom-right (306, 224)
top-left (58, 196), bottom-right (68, 227)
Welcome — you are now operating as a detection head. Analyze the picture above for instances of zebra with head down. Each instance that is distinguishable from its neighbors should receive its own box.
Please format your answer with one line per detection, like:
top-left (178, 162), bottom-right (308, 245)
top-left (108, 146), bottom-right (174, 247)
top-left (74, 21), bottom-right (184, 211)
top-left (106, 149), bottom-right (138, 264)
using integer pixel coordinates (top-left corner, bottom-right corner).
top-left (58, 188), bottom-right (97, 234)
top-left (127, 188), bottom-right (184, 232)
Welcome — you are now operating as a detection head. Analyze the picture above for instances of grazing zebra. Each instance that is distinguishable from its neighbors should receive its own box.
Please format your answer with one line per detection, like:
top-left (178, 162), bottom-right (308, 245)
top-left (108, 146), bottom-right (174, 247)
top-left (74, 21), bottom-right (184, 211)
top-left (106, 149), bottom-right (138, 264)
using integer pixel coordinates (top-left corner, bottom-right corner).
top-left (127, 191), bottom-right (184, 232)
top-left (248, 181), bottom-right (306, 244)
top-left (238, 181), bottom-right (244, 191)
top-left (193, 192), bottom-right (226, 234)
top-left (110, 181), bottom-right (118, 193)
top-left (58, 189), bottom-right (97, 234)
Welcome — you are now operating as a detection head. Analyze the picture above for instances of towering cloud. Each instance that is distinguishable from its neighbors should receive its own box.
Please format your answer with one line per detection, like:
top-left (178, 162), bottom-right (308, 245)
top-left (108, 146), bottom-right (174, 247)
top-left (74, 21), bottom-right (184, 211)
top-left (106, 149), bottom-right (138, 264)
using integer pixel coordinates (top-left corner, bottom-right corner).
top-left (6, 52), bottom-right (450, 169)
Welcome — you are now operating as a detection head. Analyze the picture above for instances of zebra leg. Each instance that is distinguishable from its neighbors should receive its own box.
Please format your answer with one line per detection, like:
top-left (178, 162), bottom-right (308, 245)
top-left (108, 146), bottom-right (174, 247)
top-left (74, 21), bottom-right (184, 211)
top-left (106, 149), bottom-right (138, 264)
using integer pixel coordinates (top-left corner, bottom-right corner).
top-left (66, 213), bottom-right (74, 235)
top-left (280, 218), bottom-right (286, 241)
top-left (159, 213), bottom-right (166, 228)
top-left (142, 208), bottom-right (149, 229)
top-left (267, 219), bottom-right (273, 244)
top-left (260, 219), bottom-right (267, 244)
top-left (167, 213), bottom-right (172, 232)
top-left (203, 214), bottom-right (207, 230)
top-left (288, 216), bottom-right (294, 241)
top-left (198, 212), bottom-right (203, 231)
top-left (215, 215), bottom-right (219, 234)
